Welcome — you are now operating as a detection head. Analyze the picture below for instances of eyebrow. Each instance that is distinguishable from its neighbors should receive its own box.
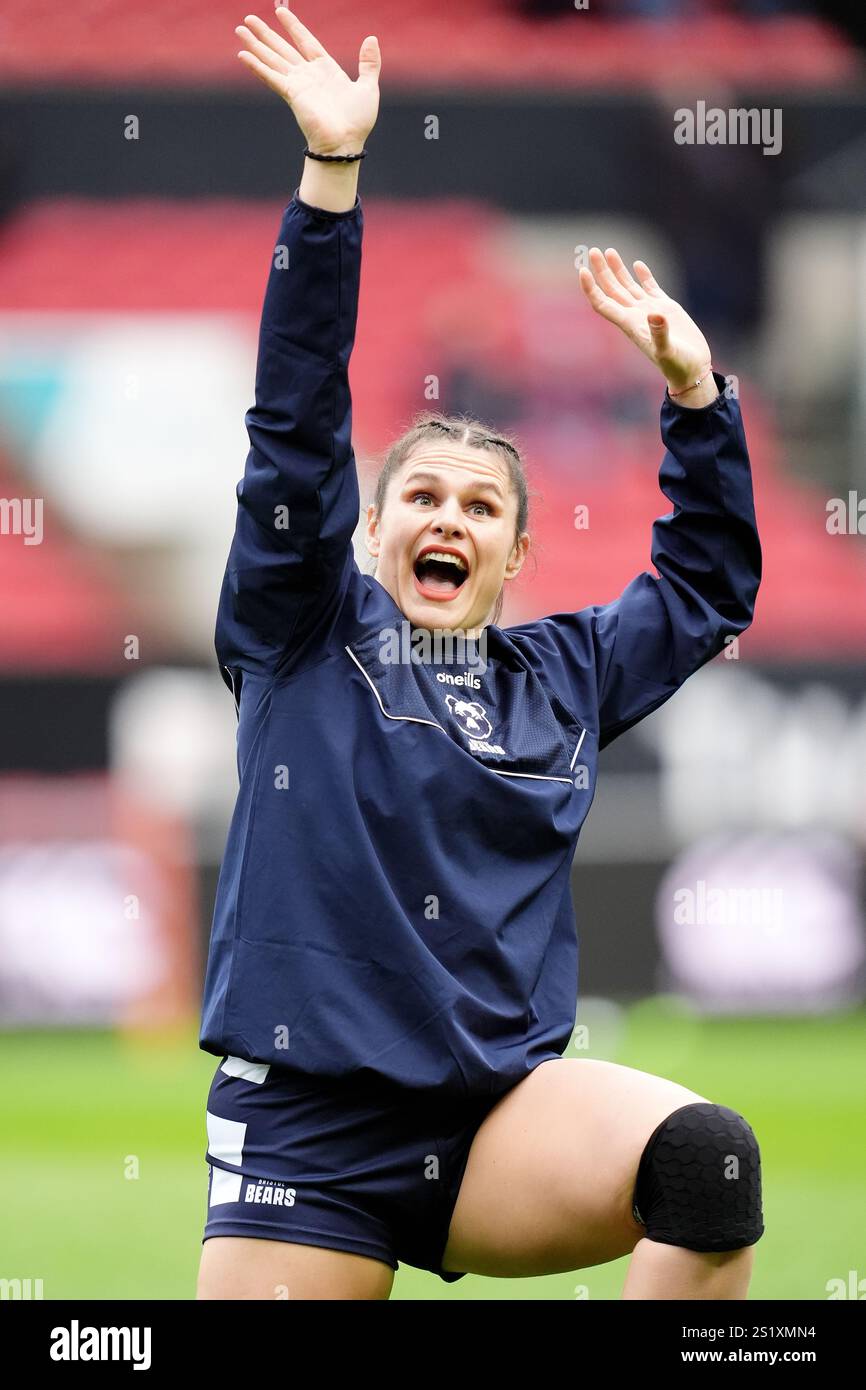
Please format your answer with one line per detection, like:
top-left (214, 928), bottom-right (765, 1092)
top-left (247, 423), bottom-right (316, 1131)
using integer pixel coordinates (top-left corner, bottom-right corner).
top-left (402, 470), bottom-right (505, 500)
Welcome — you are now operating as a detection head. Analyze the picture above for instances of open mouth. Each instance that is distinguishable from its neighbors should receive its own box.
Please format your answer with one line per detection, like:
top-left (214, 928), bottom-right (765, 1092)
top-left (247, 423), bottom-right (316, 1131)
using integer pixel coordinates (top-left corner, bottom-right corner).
top-left (412, 552), bottom-right (469, 600)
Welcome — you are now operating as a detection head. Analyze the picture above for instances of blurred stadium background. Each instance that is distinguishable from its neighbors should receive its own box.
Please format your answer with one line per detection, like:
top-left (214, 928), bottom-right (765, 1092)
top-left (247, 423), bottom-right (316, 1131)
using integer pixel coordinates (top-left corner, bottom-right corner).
top-left (1, 0), bottom-right (864, 1301)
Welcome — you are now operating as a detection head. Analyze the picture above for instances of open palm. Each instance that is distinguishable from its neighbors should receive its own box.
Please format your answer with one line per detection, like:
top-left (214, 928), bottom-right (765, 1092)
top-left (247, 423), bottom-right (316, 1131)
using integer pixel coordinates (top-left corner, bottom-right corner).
top-left (236, 8), bottom-right (380, 155)
top-left (579, 247), bottom-right (711, 394)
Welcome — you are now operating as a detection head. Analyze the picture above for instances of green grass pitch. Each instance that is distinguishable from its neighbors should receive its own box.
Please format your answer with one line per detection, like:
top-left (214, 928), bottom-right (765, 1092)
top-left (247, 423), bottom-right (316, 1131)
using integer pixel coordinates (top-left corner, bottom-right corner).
top-left (2, 999), bottom-right (863, 1300)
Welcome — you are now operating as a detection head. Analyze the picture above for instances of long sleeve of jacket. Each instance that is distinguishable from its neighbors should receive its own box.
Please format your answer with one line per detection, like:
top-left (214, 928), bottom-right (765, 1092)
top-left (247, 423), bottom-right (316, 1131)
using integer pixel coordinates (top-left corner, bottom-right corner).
top-left (506, 374), bottom-right (762, 750)
top-left (215, 188), bottom-right (364, 694)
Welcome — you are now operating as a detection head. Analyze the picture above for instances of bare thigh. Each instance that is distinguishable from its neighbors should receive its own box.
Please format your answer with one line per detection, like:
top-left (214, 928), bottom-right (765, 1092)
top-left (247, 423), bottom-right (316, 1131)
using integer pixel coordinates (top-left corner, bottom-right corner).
top-left (442, 1057), bottom-right (710, 1278)
top-left (196, 1237), bottom-right (395, 1300)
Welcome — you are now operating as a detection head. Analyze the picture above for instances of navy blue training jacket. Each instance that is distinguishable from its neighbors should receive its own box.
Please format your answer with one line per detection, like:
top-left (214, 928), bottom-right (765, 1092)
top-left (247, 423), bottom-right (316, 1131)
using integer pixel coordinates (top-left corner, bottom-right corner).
top-left (199, 189), bottom-right (761, 1099)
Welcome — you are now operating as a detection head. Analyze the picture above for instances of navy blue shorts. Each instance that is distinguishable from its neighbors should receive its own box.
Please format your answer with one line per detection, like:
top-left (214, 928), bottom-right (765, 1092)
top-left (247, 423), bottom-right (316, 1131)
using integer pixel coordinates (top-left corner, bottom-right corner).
top-left (201, 1055), bottom-right (503, 1283)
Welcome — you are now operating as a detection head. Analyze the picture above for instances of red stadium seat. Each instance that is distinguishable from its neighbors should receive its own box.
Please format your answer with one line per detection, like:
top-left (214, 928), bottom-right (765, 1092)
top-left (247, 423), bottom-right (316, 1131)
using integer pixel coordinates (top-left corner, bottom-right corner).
top-left (0, 2), bottom-right (855, 86)
top-left (3, 194), bottom-right (866, 664)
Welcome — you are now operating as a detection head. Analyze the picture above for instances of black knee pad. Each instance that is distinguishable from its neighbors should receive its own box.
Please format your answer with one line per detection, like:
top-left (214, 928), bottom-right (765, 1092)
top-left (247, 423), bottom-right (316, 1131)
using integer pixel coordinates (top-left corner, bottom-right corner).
top-left (631, 1102), bottom-right (764, 1253)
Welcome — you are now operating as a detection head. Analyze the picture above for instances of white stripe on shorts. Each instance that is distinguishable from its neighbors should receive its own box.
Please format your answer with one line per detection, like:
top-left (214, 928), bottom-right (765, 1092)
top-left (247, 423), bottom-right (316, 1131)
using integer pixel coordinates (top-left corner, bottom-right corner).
top-left (208, 1163), bottom-right (243, 1207)
top-left (206, 1109), bottom-right (247, 1168)
top-left (220, 1055), bottom-right (271, 1085)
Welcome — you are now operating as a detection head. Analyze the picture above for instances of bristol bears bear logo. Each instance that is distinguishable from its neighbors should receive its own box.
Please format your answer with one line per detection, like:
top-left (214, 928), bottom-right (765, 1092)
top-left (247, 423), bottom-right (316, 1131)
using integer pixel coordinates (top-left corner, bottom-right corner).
top-left (443, 695), bottom-right (506, 755)
top-left (444, 694), bottom-right (493, 741)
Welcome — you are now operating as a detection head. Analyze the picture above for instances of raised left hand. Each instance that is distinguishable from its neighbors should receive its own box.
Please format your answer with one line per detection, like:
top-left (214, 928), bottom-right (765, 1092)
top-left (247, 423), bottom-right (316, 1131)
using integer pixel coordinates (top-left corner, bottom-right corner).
top-left (579, 247), bottom-right (713, 397)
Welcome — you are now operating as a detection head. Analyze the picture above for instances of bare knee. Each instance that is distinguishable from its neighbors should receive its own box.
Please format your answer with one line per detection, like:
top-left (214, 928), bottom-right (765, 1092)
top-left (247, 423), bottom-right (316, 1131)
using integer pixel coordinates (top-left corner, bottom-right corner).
top-left (624, 1235), bottom-right (755, 1299)
top-left (196, 1236), bottom-right (394, 1300)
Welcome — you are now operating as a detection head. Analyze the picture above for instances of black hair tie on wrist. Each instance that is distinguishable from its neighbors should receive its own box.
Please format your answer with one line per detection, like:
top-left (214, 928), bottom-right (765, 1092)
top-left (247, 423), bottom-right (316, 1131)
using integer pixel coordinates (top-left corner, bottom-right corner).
top-left (303, 147), bottom-right (367, 162)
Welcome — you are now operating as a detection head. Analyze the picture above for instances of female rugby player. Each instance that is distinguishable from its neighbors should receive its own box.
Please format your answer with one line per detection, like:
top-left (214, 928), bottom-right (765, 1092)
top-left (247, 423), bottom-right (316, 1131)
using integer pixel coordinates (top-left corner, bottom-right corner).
top-left (196, 7), bottom-right (763, 1301)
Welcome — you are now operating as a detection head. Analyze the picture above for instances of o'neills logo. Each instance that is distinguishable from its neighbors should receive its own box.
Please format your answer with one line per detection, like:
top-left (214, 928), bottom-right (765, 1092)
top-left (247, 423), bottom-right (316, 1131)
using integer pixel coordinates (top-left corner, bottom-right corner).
top-left (436, 671), bottom-right (480, 689)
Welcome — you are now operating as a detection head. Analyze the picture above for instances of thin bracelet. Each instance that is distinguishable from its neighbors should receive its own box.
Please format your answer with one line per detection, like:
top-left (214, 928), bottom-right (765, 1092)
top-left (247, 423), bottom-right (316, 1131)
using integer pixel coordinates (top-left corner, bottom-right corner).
top-left (303, 146), bottom-right (367, 162)
top-left (668, 364), bottom-right (714, 398)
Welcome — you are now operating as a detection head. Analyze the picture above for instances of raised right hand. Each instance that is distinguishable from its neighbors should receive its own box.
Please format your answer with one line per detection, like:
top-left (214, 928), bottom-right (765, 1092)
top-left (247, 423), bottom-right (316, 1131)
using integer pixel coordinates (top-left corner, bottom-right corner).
top-left (235, 7), bottom-right (381, 156)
